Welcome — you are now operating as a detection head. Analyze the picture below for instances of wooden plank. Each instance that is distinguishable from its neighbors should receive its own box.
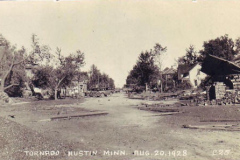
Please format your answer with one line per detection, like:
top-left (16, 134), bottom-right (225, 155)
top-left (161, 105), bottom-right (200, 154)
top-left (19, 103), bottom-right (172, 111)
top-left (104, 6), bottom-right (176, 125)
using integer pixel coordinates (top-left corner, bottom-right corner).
top-left (200, 120), bottom-right (240, 122)
top-left (182, 124), bottom-right (240, 131)
top-left (51, 112), bottom-right (108, 121)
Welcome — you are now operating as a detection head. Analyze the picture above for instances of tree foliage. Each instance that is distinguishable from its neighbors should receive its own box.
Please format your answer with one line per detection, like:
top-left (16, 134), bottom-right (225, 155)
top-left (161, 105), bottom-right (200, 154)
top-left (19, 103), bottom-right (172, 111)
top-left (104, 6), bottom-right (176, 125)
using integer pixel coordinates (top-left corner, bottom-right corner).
top-left (27, 34), bottom-right (52, 65)
top-left (88, 64), bottom-right (115, 90)
top-left (0, 34), bottom-right (25, 95)
top-left (126, 50), bottom-right (160, 90)
top-left (178, 45), bottom-right (198, 65)
top-left (32, 48), bottom-right (85, 99)
top-left (199, 34), bottom-right (237, 61)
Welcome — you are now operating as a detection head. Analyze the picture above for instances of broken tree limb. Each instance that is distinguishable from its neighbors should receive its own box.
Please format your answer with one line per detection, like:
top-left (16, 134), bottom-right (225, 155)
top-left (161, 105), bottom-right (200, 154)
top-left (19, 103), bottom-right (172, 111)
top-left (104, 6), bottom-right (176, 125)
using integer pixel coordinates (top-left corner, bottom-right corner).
top-left (50, 112), bottom-right (108, 121)
top-left (4, 83), bottom-right (19, 90)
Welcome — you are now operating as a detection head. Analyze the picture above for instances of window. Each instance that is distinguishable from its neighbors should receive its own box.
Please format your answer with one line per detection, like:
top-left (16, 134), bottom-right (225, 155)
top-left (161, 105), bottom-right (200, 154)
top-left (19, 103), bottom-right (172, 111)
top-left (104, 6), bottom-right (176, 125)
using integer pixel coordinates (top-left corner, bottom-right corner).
top-left (194, 80), bottom-right (198, 86)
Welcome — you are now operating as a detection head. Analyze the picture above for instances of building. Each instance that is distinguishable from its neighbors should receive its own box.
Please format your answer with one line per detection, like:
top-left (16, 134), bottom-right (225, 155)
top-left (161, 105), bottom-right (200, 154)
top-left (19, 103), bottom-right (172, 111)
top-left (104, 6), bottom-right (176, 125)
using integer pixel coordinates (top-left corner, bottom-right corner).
top-left (162, 67), bottom-right (176, 90)
top-left (178, 63), bottom-right (206, 88)
top-left (201, 54), bottom-right (240, 100)
top-left (66, 78), bottom-right (88, 97)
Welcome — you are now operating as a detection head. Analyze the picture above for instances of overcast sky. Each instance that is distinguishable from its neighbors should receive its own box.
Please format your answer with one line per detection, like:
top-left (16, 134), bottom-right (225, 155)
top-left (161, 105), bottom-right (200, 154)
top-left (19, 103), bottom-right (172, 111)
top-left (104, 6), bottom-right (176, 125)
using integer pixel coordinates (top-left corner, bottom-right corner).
top-left (1, 0), bottom-right (240, 87)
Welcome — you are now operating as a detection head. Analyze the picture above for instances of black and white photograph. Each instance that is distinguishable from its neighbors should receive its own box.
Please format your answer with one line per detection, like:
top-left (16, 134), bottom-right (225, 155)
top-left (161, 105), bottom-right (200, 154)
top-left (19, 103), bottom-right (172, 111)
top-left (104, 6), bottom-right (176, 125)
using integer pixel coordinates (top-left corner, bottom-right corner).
top-left (1, 0), bottom-right (240, 159)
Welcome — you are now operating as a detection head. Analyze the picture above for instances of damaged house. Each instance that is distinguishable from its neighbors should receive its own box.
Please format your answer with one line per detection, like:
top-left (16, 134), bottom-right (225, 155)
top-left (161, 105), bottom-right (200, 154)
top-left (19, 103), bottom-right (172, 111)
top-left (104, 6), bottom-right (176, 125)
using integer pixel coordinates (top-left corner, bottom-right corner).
top-left (177, 63), bottom-right (206, 88)
top-left (162, 67), bottom-right (177, 90)
top-left (201, 54), bottom-right (240, 101)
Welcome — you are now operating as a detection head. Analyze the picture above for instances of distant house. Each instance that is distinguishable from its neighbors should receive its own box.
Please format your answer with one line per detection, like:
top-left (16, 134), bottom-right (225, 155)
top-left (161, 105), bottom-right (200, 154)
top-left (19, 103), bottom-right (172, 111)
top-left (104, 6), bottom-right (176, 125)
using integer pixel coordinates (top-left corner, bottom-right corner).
top-left (162, 67), bottom-right (176, 80)
top-left (65, 77), bottom-right (88, 97)
top-left (162, 67), bottom-right (176, 89)
top-left (178, 63), bottom-right (206, 88)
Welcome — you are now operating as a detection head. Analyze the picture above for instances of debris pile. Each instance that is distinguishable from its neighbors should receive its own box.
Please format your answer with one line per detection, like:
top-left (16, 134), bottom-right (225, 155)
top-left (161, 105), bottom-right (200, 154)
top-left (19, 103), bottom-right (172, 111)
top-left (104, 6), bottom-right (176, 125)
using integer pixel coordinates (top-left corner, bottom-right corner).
top-left (0, 91), bottom-right (12, 104)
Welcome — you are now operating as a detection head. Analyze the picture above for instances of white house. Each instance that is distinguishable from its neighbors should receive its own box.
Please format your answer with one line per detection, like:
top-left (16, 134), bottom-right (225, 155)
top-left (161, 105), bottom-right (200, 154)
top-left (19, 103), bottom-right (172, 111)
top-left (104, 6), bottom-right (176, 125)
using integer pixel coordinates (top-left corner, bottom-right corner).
top-left (178, 63), bottom-right (206, 88)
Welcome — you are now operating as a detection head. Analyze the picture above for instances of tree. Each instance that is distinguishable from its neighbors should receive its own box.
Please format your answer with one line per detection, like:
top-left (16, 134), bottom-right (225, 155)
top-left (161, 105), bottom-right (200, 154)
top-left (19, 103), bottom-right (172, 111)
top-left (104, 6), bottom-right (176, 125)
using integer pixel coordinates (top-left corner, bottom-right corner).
top-left (32, 48), bottom-right (85, 100)
top-left (126, 51), bottom-right (160, 90)
top-left (0, 34), bottom-right (25, 94)
top-left (126, 43), bottom-right (166, 92)
top-left (178, 45), bottom-right (198, 65)
top-left (199, 34), bottom-right (236, 61)
top-left (108, 78), bottom-right (115, 89)
top-left (151, 43), bottom-right (167, 71)
top-left (99, 73), bottom-right (109, 89)
top-left (27, 34), bottom-right (52, 65)
top-left (150, 43), bottom-right (167, 92)
top-left (88, 65), bottom-right (115, 90)
top-left (88, 64), bottom-right (101, 90)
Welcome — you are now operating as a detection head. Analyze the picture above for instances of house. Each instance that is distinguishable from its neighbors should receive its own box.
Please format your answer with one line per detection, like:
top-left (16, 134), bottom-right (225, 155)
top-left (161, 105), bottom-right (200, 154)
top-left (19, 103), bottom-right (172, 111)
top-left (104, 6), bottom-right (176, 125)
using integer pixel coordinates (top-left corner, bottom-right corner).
top-left (162, 67), bottom-right (176, 80)
top-left (178, 63), bottom-right (206, 88)
top-left (162, 67), bottom-right (176, 89)
top-left (65, 77), bottom-right (88, 97)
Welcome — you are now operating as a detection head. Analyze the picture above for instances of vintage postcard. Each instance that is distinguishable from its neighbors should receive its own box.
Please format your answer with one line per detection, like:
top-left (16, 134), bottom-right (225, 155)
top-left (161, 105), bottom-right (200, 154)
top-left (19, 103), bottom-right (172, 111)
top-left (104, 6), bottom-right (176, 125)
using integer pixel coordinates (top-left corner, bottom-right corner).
top-left (0, 0), bottom-right (240, 160)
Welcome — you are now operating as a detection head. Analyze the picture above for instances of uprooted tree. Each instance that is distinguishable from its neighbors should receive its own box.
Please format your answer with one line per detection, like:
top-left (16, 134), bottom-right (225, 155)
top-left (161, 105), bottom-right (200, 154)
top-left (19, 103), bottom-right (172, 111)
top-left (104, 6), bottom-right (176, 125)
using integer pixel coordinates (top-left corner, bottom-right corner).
top-left (0, 34), bottom-right (25, 101)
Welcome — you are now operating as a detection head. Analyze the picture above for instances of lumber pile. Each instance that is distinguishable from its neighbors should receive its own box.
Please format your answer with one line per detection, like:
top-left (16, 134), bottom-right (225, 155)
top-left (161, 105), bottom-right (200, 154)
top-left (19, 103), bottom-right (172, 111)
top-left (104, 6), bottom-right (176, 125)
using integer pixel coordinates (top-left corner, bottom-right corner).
top-left (214, 82), bottom-right (226, 100)
top-left (232, 75), bottom-right (240, 89)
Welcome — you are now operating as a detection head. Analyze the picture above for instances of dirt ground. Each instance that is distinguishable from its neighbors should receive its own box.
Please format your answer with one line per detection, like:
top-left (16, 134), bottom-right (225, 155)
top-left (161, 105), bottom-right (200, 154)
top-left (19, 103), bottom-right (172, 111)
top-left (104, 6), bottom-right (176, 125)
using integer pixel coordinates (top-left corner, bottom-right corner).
top-left (1, 93), bottom-right (240, 160)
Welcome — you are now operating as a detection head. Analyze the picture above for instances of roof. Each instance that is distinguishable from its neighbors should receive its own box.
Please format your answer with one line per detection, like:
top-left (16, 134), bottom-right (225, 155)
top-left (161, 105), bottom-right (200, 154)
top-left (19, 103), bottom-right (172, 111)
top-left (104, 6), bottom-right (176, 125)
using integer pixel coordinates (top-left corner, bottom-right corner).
top-left (201, 54), bottom-right (240, 75)
top-left (177, 63), bottom-right (197, 80)
top-left (162, 67), bottom-right (176, 75)
top-left (234, 55), bottom-right (240, 64)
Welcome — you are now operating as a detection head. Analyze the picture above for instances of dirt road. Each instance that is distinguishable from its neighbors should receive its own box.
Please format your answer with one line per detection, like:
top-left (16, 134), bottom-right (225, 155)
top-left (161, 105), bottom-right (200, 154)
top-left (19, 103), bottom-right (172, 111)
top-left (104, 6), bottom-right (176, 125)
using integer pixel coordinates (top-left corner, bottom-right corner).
top-left (1, 93), bottom-right (240, 160)
top-left (47, 93), bottom-right (240, 160)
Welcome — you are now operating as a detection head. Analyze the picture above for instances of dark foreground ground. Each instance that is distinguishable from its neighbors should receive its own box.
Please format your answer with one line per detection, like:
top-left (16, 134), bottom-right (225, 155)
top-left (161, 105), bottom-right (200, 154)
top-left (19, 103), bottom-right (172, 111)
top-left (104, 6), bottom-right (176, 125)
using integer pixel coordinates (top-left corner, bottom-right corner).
top-left (0, 93), bottom-right (240, 160)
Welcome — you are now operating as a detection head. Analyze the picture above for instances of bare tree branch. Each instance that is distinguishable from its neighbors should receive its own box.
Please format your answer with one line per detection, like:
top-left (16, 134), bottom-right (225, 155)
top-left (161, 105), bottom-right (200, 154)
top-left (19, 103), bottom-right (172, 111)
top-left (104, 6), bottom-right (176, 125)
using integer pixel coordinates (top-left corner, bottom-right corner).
top-left (4, 83), bottom-right (19, 90)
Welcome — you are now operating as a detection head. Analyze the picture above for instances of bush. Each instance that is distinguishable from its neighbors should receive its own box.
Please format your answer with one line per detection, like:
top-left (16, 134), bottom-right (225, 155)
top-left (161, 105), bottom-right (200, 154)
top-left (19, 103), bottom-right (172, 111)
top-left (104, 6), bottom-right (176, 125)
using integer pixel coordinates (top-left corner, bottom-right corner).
top-left (176, 80), bottom-right (192, 90)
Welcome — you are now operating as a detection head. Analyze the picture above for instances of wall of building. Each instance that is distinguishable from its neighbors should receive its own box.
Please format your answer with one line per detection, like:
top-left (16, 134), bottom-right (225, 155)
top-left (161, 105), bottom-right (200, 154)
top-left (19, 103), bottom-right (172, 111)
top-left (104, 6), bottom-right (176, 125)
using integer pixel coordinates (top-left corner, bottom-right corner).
top-left (189, 64), bottom-right (207, 88)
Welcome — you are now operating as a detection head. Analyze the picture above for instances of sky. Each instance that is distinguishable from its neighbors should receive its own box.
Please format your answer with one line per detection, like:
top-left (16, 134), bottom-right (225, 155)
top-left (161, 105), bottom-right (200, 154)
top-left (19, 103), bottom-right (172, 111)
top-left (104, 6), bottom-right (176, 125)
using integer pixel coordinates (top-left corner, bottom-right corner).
top-left (1, 0), bottom-right (240, 87)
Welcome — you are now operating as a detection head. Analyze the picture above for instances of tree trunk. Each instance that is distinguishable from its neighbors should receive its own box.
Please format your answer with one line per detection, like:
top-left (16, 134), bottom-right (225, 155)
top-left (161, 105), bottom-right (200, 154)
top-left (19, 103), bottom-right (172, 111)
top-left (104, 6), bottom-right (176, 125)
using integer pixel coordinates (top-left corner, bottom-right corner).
top-left (55, 87), bottom-right (58, 100)
top-left (0, 80), bottom-right (5, 92)
top-left (54, 76), bottom-right (66, 100)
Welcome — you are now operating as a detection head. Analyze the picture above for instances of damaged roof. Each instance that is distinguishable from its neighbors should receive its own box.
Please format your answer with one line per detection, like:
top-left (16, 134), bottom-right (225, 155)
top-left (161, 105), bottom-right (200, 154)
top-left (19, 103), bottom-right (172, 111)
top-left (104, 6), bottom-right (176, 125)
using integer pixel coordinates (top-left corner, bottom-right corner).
top-left (177, 63), bottom-right (197, 80)
top-left (201, 54), bottom-right (240, 75)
